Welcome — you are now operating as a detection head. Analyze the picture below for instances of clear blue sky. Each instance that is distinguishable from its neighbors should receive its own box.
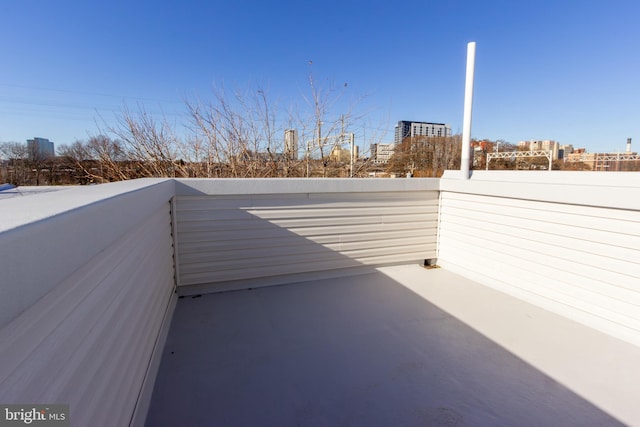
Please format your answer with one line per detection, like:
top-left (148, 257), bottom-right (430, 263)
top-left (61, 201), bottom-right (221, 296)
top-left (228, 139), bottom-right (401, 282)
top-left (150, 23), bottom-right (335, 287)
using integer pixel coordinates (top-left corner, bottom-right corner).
top-left (0, 0), bottom-right (638, 153)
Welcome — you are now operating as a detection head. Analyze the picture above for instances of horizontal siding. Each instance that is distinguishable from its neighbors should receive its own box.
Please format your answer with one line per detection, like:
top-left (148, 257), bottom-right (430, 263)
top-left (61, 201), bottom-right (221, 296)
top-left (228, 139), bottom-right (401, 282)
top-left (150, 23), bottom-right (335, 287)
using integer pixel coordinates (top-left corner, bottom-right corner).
top-left (175, 191), bottom-right (438, 289)
top-left (0, 205), bottom-right (175, 426)
top-left (438, 191), bottom-right (640, 345)
top-left (0, 179), bottom-right (176, 329)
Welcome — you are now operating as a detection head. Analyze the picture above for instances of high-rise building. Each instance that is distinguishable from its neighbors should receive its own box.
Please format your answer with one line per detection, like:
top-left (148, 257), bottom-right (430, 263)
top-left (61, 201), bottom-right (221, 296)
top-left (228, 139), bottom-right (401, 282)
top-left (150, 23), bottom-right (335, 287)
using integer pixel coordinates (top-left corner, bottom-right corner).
top-left (26, 137), bottom-right (55, 160)
top-left (284, 129), bottom-right (298, 161)
top-left (394, 121), bottom-right (451, 145)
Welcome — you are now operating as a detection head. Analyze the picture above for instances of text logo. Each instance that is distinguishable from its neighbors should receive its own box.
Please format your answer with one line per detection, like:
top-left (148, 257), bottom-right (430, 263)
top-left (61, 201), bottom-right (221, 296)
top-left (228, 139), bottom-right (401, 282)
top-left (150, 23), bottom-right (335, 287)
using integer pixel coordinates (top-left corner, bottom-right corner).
top-left (0, 405), bottom-right (68, 426)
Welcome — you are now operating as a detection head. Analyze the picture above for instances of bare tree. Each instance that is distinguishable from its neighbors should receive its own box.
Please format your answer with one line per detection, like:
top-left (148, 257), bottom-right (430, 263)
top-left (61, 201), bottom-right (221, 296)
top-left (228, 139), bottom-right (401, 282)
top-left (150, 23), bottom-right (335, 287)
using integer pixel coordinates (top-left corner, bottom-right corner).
top-left (58, 136), bottom-right (130, 183)
top-left (388, 135), bottom-right (462, 177)
top-left (58, 140), bottom-right (94, 183)
top-left (0, 142), bottom-right (29, 185)
top-left (87, 136), bottom-right (129, 180)
top-left (298, 67), bottom-right (355, 177)
top-left (186, 89), bottom-right (248, 177)
top-left (185, 84), bottom-right (288, 177)
top-left (109, 106), bottom-right (188, 178)
top-left (65, 68), bottom-right (386, 181)
top-left (252, 88), bottom-right (281, 177)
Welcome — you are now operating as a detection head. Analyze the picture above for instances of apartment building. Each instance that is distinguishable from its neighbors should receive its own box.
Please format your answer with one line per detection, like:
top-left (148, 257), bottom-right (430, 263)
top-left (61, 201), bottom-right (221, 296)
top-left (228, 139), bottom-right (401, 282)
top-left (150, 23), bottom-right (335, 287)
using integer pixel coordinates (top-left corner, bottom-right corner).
top-left (394, 121), bottom-right (451, 145)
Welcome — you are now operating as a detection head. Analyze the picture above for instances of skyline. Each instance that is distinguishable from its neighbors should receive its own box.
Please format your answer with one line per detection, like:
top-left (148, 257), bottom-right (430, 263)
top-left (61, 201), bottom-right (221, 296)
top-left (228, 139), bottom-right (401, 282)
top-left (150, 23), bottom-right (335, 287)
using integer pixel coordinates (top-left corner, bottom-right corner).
top-left (1, 1), bottom-right (639, 154)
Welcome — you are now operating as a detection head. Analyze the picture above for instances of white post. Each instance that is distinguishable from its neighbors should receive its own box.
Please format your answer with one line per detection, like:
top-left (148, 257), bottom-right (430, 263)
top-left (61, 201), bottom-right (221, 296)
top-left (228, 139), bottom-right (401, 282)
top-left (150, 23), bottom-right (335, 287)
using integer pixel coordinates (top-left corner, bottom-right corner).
top-left (349, 133), bottom-right (355, 178)
top-left (461, 42), bottom-right (476, 179)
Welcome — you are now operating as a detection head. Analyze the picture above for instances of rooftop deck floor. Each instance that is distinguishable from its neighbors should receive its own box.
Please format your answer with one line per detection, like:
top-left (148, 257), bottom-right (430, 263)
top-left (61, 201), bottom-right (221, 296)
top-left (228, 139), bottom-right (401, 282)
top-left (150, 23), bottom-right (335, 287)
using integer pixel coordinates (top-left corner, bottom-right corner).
top-left (146, 265), bottom-right (640, 426)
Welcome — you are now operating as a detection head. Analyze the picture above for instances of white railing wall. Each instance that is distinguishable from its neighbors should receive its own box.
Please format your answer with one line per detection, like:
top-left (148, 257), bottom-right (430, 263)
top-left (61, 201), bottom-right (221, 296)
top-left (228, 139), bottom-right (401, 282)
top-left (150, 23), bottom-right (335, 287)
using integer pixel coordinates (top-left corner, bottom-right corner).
top-left (438, 171), bottom-right (640, 346)
top-left (0, 179), bottom-right (177, 426)
top-left (173, 179), bottom-right (440, 293)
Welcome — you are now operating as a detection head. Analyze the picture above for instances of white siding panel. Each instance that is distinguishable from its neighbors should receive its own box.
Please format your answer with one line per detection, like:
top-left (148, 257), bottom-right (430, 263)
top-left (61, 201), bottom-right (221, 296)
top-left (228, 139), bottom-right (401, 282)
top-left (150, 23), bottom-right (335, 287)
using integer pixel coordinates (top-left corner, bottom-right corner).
top-left (0, 204), bottom-right (175, 427)
top-left (178, 219), bottom-right (437, 245)
top-left (441, 207), bottom-right (640, 261)
top-left (177, 213), bottom-right (438, 233)
top-left (175, 191), bottom-right (438, 290)
top-left (438, 190), bottom-right (640, 345)
top-left (441, 194), bottom-right (640, 239)
top-left (178, 228), bottom-right (436, 254)
top-left (439, 227), bottom-right (640, 309)
top-left (439, 238), bottom-right (640, 334)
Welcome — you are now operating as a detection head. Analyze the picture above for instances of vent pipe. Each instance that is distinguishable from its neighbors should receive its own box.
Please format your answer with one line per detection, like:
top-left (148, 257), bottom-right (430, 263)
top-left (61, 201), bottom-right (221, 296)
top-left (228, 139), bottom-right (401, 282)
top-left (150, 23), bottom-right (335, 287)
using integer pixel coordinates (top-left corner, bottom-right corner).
top-left (627, 138), bottom-right (632, 153)
top-left (460, 42), bottom-right (476, 179)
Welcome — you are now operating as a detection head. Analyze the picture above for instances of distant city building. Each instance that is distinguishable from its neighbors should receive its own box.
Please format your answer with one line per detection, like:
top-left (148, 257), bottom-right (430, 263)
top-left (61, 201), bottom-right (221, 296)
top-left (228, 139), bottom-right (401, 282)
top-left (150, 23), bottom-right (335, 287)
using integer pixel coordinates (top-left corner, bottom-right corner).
top-left (394, 121), bottom-right (451, 145)
top-left (564, 141), bottom-right (639, 171)
top-left (330, 145), bottom-right (359, 163)
top-left (560, 144), bottom-right (574, 154)
top-left (472, 140), bottom-right (495, 152)
top-left (518, 140), bottom-right (560, 160)
top-left (565, 151), bottom-right (596, 168)
top-left (559, 144), bottom-right (574, 159)
top-left (26, 137), bottom-right (55, 160)
top-left (284, 129), bottom-right (298, 161)
top-left (370, 143), bottom-right (396, 164)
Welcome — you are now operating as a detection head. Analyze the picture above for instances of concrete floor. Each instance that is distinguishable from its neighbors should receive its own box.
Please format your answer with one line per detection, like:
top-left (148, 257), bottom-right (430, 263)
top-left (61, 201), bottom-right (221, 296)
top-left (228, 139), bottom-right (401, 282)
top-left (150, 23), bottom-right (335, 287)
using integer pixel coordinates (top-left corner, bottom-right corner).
top-left (146, 265), bottom-right (640, 426)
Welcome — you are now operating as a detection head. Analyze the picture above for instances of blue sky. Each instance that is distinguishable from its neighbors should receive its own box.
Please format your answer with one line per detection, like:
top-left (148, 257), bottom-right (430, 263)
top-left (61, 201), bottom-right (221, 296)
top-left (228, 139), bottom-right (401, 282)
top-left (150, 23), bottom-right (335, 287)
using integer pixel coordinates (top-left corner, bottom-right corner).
top-left (0, 0), bottom-right (638, 153)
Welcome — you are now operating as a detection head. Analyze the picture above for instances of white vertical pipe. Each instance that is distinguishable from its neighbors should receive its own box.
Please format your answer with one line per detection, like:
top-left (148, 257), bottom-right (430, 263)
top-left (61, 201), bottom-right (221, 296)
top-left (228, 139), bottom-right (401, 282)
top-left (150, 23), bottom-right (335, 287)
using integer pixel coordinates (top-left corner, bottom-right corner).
top-left (350, 133), bottom-right (355, 178)
top-left (461, 42), bottom-right (476, 179)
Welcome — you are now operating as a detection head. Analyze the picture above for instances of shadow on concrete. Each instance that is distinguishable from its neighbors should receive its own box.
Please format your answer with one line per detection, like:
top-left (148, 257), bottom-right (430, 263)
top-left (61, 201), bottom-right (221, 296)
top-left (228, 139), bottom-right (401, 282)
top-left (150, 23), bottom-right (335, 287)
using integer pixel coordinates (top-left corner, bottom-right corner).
top-left (149, 187), bottom-right (625, 425)
top-left (146, 270), bottom-right (623, 426)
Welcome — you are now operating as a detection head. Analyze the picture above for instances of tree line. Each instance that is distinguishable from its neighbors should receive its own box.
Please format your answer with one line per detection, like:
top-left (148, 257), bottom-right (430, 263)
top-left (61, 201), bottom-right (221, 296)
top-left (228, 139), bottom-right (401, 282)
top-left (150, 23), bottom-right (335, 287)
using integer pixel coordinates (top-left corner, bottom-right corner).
top-left (4, 76), bottom-right (598, 185)
top-left (1, 126), bottom-right (597, 186)
top-left (1, 78), bottom-right (384, 184)
top-left (0, 75), bottom-right (478, 185)
top-left (0, 135), bottom-right (471, 186)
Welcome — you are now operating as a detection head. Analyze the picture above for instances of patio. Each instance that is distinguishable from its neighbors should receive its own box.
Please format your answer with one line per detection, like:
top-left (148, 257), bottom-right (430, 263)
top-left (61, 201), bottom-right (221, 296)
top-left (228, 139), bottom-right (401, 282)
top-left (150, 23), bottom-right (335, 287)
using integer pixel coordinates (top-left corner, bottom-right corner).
top-left (146, 265), bottom-right (638, 426)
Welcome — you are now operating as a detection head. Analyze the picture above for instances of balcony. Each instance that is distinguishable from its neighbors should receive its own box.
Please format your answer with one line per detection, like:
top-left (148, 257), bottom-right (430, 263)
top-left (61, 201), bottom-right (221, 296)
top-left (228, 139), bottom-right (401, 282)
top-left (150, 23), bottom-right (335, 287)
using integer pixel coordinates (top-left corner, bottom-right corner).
top-left (1, 172), bottom-right (639, 426)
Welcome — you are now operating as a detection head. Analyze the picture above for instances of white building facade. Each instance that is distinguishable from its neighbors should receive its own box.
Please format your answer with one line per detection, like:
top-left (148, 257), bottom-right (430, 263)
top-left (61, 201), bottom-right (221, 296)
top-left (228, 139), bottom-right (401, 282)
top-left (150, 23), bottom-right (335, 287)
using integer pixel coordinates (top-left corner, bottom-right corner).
top-left (370, 143), bottom-right (396, 164)
top-left (518, 140), bottom-right (561, 160)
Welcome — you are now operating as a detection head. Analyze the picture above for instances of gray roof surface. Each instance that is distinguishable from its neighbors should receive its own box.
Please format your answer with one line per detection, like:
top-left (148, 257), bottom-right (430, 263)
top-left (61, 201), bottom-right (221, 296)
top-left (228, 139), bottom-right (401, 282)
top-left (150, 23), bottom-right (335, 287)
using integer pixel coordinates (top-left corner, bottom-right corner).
top-left (146, 265), bottom-right (638, 426)
top-left (0, 185), bottom-right (73, 200)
